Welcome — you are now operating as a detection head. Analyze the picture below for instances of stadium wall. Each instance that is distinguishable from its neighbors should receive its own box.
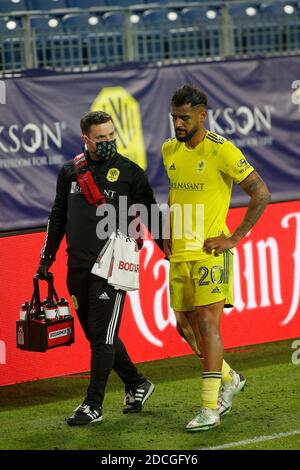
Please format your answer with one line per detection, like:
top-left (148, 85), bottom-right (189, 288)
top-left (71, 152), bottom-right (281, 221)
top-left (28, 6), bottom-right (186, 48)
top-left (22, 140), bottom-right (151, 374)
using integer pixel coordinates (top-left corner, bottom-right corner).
top-left (1, 199), bottom-right (299, 386)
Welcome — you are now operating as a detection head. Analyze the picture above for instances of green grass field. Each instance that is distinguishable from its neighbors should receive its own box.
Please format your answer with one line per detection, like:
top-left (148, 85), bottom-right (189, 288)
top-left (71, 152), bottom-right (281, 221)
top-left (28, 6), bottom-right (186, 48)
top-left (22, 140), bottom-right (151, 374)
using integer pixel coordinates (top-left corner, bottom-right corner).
top-left (1, 339), bottom-right (300, 450)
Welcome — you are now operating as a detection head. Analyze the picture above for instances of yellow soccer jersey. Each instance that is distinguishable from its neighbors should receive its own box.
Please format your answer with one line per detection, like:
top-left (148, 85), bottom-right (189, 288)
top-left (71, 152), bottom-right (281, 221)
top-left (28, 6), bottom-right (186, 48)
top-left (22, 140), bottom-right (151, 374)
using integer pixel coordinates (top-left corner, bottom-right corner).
top-left (162, 131), bottom-right (254, 262)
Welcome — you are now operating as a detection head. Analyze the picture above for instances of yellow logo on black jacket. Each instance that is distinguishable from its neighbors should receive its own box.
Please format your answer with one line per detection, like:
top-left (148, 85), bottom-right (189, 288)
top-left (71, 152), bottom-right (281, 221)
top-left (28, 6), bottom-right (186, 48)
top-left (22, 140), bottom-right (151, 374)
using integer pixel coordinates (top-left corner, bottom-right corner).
top-left (106, 168), bottom-right (120, 182)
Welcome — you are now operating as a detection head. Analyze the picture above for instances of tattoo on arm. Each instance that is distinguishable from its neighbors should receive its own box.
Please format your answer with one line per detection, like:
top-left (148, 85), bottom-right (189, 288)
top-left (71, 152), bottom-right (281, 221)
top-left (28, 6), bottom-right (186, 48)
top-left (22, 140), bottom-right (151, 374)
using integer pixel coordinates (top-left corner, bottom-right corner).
top-left (239, 171), bottom-right (267, 196)
top-left (231, 171), bottom-right (271, 243)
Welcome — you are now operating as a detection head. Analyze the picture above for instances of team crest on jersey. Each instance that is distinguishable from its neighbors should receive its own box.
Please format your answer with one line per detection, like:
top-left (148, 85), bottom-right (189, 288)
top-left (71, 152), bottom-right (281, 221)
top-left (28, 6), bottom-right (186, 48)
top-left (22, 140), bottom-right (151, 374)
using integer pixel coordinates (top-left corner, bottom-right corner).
top-left (106, 168), bottom-right (120, 182)
top-left (196, 160), bottom-right (206, 173)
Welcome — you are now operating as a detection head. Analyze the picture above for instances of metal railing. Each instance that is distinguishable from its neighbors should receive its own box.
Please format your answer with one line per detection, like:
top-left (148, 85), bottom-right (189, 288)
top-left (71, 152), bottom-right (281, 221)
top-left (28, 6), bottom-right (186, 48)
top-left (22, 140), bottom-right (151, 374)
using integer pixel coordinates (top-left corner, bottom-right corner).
top-left (0, 1), bottom-right (299, 75)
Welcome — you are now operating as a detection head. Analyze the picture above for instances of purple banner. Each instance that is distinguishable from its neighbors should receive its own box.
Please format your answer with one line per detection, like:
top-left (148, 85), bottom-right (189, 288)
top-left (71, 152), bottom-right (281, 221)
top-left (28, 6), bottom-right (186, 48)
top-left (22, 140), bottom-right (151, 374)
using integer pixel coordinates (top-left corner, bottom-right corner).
top-left (0, 56), bottom-right (299, 230)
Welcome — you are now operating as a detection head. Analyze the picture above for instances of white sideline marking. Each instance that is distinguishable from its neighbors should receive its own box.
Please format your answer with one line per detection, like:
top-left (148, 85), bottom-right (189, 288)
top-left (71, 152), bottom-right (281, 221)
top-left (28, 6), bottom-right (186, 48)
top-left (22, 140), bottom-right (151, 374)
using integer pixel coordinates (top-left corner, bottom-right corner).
top-left (200, 429), bottom-right (300, 450)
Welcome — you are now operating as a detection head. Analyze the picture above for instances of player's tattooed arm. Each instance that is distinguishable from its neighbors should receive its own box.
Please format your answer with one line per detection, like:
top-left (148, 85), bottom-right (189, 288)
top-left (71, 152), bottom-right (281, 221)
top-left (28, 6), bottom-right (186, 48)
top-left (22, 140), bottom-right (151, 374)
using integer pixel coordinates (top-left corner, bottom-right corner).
top-left (231, 171), bottom-right (271, 243)
top-left (204, 171), bottom-right (271, 255)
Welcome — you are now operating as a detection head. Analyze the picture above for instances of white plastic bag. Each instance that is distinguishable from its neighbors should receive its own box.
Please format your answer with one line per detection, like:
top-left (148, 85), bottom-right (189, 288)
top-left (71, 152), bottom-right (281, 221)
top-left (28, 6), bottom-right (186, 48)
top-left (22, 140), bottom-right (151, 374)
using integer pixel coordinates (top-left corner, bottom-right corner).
top-left (91, 230), bottom-right (139, 291)
top-left (91, 232), bottom-right (116, 279)
top-left (108, 232), bottom-right (139, 291)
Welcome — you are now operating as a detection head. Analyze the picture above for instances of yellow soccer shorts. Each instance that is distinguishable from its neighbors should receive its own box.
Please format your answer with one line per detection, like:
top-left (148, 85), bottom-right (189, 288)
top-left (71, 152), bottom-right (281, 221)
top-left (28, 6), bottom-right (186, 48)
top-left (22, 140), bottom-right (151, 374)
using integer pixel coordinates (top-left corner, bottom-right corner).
top-left (169, 250), bottom-right (234, 311)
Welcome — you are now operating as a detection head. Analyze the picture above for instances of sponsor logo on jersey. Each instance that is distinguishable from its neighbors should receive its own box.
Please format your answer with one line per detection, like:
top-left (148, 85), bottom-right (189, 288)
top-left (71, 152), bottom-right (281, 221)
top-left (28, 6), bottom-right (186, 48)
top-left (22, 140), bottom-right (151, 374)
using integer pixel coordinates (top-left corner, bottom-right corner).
top-left (170, 181), bottom-right (205, 191)
top-left (237, 158), bottom-right (249, 168)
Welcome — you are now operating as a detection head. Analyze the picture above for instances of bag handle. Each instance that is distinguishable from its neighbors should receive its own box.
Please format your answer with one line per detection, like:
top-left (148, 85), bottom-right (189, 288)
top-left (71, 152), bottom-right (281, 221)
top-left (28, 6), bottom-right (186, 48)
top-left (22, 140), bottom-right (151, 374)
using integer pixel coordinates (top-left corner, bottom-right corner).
top-left (46, 272), bottom-right (59, 304)
top-left (27, 273), bottom-right (59, 319)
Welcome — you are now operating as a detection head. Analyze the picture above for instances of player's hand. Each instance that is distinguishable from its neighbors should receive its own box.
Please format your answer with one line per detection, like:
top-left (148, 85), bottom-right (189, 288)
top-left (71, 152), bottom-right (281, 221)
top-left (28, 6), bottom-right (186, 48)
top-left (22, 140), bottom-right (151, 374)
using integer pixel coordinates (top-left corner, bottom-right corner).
top-left (203, 233), bottom-right (236, 256)
top-left (163, 238), bottom-right (172, 258)
top-left (36, 257), bottom-right (53, 279)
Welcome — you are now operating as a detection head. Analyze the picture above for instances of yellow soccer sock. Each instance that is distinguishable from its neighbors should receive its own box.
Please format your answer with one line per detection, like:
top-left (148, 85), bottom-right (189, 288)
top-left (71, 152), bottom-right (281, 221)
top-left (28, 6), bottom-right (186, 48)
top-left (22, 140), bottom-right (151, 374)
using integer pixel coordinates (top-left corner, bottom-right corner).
top-left (202, 372), bottom-right (222, 409)
top-left (222, 360), bottom-right (235, 384)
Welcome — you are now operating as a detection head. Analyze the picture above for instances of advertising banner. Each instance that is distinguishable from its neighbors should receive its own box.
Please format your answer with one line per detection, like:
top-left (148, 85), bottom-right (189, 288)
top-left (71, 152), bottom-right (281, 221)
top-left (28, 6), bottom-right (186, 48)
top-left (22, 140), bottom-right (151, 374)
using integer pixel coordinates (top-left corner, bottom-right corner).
top-left (0, 55), bottom-right (300, 231)
top-left (0, 200), bottom-right (299, 386)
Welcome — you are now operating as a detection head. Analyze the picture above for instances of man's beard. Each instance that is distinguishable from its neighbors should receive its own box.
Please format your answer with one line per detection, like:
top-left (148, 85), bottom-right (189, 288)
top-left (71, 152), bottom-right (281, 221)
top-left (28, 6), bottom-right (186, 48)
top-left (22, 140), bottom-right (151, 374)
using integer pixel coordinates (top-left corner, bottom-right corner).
top-left (175, 127), bottom-right (198, 142)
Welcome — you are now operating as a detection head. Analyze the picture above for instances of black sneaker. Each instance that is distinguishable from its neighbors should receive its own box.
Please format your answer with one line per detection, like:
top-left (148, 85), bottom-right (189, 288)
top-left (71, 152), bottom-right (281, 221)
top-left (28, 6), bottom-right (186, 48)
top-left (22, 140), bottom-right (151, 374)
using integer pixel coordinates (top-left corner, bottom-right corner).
top-left (123, 388), bottom-right (135, 406)
top-left (67, 402), bottom-right (102, 426)
top-left (123, 380), bottom-right (155, 414)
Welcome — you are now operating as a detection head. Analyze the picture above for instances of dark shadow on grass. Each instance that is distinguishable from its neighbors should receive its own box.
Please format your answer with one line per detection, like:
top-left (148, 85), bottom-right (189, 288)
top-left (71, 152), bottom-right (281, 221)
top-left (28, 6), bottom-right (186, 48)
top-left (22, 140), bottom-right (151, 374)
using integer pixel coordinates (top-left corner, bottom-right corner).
top-left (134, 339), bottom-right (294, 385)
top-left (0, 339), bottom-right (293, 410)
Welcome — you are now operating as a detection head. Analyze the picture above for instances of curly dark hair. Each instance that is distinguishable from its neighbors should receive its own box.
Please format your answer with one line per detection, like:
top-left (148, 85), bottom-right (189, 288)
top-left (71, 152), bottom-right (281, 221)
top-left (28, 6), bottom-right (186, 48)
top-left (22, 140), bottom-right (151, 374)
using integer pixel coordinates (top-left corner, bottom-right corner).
top-left (171, 85), bottom-right (207, 108)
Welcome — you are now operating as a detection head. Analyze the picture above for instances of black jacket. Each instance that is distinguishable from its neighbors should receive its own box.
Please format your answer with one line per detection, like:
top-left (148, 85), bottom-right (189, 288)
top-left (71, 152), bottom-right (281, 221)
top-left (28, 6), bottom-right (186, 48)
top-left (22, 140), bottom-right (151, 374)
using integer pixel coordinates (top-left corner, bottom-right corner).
top-left (41, 151), bottom-right (163, 268)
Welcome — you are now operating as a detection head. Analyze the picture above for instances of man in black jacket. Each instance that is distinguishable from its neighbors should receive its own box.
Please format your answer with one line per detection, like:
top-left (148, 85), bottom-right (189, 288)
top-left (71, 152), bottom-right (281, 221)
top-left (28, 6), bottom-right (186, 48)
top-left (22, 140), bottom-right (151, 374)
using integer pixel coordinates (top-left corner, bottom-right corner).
top-left (37, 111), bottom-right (164, 426)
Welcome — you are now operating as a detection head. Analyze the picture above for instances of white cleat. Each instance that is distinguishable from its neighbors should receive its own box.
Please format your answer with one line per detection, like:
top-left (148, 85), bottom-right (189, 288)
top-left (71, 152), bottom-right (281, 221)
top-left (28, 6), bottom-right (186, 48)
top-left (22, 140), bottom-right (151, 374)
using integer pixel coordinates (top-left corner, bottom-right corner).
top-left (218, 372), bottom-right (246, 416)
top-left (186, 407), bottom-right (220, 432)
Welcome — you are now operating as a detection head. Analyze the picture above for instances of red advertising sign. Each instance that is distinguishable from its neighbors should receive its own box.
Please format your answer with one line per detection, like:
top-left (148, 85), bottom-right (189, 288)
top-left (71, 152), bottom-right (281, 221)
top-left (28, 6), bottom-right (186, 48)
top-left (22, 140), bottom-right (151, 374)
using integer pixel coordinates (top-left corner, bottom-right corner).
top-left (0, 201), bottom-right (299, 386)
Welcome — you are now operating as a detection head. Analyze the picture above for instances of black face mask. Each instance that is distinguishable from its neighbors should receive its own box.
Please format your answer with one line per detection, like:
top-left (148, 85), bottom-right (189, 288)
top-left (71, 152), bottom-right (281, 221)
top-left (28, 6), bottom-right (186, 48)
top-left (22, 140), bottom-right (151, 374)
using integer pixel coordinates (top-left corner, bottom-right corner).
top-left (86, 137), bottom-right (118, 160)
top-left (95, 139), bottom-right (117, 160)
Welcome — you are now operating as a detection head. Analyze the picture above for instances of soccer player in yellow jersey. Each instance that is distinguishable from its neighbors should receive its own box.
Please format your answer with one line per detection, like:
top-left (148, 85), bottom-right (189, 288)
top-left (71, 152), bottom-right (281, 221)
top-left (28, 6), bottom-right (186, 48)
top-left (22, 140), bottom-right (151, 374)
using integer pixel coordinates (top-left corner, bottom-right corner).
top-left (162, 85), bottom-right (271, 431)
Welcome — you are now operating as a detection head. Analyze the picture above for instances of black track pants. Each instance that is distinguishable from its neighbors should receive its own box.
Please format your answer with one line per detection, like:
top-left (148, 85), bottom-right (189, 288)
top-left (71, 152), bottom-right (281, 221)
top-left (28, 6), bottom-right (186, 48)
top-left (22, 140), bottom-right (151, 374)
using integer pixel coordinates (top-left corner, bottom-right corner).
top-left (67, 268), bottom-right (145, 407)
